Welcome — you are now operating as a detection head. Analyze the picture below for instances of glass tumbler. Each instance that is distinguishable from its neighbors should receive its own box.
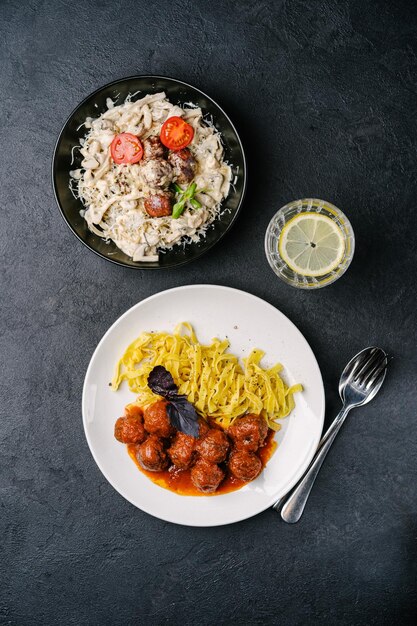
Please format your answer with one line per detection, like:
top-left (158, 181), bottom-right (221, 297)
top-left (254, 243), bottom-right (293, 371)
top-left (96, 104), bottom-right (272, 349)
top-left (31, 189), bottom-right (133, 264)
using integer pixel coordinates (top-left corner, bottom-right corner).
top-left (264, 198), bottom-right (355, 289)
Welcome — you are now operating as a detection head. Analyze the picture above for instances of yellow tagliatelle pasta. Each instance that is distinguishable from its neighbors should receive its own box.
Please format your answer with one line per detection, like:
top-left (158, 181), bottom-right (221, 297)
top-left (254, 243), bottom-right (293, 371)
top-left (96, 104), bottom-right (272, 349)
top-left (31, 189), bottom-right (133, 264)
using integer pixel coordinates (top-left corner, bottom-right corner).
top-left (111, 323), bottom-right (302, 431)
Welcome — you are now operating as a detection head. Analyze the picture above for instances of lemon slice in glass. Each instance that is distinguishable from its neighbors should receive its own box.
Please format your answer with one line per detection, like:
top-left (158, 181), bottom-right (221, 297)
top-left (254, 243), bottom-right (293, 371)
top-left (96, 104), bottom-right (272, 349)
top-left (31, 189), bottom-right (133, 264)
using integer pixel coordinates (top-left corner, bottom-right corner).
top-left (278, 212), bottom-right (345, 277)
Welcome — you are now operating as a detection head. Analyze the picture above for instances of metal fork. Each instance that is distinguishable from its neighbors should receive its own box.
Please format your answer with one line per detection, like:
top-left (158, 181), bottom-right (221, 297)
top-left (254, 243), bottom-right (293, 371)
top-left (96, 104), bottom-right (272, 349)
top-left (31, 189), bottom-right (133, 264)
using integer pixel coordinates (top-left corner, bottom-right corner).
top-left (274, 346), bottom-right (388, 523)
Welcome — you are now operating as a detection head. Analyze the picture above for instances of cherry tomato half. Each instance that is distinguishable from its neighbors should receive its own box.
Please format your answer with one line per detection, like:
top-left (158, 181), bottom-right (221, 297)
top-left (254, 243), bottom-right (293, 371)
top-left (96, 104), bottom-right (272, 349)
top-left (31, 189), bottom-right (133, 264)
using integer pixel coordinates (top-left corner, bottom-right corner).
top-left (110, 133), bottom-right (144, 164)
top-left (160, 116), bottom-right (194, 151)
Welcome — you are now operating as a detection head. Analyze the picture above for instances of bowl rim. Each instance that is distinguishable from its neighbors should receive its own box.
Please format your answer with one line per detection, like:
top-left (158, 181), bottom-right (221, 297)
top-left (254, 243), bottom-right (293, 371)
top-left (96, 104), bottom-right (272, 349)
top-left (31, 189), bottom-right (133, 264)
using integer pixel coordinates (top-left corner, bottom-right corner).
top-left (51, 74), bottom-right (247, 270)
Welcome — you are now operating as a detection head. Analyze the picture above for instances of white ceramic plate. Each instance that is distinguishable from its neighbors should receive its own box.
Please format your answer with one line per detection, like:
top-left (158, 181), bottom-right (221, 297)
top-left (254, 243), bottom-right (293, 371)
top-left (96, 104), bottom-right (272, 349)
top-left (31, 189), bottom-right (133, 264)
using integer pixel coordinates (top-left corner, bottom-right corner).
top-left (82, 285), bottom-right (325, 526)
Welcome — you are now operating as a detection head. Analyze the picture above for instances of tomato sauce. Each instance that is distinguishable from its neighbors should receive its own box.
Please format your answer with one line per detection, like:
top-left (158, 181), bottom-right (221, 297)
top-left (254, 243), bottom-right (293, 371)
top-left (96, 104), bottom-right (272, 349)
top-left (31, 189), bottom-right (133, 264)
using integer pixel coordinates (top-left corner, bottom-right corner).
top-left (127, 428), bottom-right (277, 496)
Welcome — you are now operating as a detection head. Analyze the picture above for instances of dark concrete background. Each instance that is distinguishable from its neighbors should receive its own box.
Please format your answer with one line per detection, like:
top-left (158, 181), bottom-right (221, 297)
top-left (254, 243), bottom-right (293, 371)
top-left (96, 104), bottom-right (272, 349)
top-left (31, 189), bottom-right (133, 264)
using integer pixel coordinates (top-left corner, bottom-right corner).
top-left (1, 0), bottom-right (416, 624)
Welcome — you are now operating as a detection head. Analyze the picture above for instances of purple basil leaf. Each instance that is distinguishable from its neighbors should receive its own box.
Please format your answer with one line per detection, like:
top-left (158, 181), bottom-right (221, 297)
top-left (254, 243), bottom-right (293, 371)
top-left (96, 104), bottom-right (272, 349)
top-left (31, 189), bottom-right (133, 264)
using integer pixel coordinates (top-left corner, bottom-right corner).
top-left (147, 366), bottom-right (199, 436)
top-left (166, 396), bottom-right (200, 438)
top-left (147, 366), bottom-right (178, 399)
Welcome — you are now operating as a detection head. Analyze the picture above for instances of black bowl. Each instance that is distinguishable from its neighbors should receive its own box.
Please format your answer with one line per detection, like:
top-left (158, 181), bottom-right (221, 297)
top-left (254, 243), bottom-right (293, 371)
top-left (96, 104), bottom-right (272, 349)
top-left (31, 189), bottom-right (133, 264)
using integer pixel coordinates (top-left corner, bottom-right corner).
top-left (52, 75), bottom-right (247, 269)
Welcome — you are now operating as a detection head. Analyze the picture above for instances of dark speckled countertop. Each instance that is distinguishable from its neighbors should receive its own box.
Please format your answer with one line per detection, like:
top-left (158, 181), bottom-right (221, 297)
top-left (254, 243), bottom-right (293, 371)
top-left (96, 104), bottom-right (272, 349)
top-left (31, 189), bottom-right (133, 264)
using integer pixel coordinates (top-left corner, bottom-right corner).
top-left (1, 0), bottom-right (416, 624)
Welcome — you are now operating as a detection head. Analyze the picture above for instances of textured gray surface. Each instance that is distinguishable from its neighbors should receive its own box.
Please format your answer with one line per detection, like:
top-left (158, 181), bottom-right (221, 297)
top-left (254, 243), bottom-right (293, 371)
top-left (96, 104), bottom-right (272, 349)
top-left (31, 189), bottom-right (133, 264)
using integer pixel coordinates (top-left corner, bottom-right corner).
top-left (1, 0), bottom-right (417, 624)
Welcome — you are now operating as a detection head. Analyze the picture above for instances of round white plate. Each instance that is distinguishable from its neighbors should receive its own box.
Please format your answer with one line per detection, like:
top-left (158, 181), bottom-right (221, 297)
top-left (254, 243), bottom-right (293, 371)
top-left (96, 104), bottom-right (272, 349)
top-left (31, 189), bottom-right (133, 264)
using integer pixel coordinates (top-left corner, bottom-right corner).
top-left (82, 285), bottom-right (325, 526)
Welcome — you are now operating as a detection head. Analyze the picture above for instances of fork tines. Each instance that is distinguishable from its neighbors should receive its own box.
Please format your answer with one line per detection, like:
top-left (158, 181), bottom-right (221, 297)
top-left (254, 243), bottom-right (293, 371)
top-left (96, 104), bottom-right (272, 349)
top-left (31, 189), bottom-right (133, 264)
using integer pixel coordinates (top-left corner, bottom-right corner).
top-left (364, 356), bottom-right (388, 389)
top-left (353, 348), bottom-right (381, 383)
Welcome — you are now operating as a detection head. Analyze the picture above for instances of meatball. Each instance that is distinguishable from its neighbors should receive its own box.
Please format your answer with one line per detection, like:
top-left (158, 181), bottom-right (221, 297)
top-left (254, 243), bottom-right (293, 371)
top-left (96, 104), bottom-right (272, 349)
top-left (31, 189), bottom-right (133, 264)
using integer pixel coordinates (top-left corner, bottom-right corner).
top-left (141, 158), bottom-right (173, 188)
top-left (168, 148), bottom-right (196, 185)
top-left (191, 459), bottom-right (224, 493)
top-left (229, 450), bottom-right (262, 482)
top-left (196, 428), bottom-right (229, 463)
top-left (143, 135), bottom-right (166, 160)
top-left (143, 400), bottom-right (173, 437)
top-left (136, 435), bottom-right (168, 471)
top-left (144, 191), bottom-right (173, 217)
top-left (198, 418), bottom-right (210, 439)
top-left (227, 414), bottom-right (268, 452)
top-left (168, 432), bottom-right (196, 469)
top-left (114, 415), bottom-right (146, 444)
top-left (124, 404), bottom-right (144, 420)
top-left (167, 419), bottom-right (209, 469)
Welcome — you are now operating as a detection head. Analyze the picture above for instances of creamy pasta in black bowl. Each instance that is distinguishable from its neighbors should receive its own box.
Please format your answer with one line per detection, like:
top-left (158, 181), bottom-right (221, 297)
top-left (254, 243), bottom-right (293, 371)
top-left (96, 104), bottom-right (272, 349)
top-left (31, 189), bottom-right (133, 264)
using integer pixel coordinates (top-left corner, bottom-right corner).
top-left (52, 76), bottom-right (246, 269)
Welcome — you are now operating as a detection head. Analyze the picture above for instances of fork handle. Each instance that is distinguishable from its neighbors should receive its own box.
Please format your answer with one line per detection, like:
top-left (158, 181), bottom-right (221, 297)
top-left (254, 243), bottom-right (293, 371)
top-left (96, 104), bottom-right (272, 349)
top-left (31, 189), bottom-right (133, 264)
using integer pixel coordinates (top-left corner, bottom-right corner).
top-left (279, 405), bottom-right (350, 523)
